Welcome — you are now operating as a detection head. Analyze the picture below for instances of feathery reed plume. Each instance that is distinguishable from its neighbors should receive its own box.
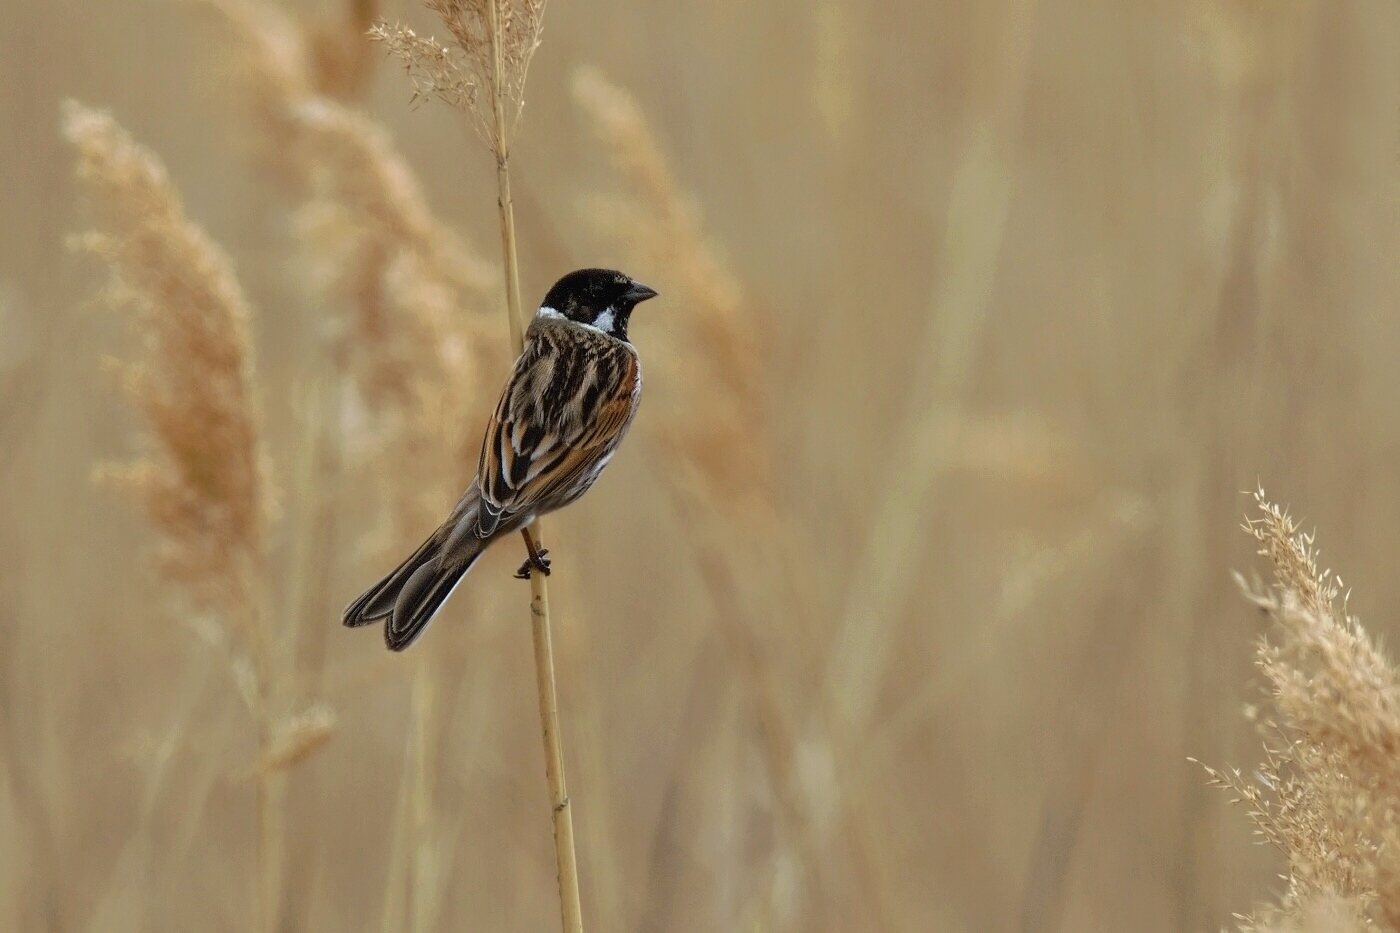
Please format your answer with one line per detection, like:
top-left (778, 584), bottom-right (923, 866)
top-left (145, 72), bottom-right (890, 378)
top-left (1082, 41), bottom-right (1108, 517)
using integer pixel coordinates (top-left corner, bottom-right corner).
top-left (290, 97), bottom-right (497, 536)
top-left (1198, 489), bottom-right (1400, 931)
top-left (64, 101), bottom-right (270, 642)
top-left (306, 0), bottom-right (381, 100)
top-left (376, 5), bottom-right (583, 933)
top-left (371, 0), bottom-right (545, 348)
top-left (369, 0), bottom-right (544, 147)
top-left (571, 66), bottom-right (902, 929)
top-left (199, 0), bottom-right (342, 710)
top-left (204, 1), bottom-right (496, 540)
top-left (62, 100), bottom-right (293, 933)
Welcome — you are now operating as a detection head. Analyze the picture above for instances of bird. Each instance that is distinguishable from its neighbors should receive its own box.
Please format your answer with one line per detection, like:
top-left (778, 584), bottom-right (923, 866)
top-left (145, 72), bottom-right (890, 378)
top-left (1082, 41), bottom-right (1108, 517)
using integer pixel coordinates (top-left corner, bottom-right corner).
top-left (342, 268), bottom-right (658, 651)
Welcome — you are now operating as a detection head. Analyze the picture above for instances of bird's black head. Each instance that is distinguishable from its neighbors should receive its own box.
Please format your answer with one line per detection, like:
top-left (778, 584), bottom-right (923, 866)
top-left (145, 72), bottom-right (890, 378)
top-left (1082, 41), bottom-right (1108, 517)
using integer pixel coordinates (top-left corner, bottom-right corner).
top-left (538, 268), bottom-right (658, 342)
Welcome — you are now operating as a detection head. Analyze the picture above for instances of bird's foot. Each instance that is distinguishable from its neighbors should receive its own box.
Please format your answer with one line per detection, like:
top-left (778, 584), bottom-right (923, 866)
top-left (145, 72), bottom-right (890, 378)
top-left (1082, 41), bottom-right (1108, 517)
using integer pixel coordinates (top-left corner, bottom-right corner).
top-left (514, 548), bottom-right (551, 580)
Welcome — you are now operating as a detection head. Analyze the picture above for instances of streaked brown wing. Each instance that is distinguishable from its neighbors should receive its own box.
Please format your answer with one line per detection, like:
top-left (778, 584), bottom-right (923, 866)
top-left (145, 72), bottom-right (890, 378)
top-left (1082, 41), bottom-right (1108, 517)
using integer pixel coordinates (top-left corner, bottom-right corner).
top-left (474, 324), bottom-right (639, 536)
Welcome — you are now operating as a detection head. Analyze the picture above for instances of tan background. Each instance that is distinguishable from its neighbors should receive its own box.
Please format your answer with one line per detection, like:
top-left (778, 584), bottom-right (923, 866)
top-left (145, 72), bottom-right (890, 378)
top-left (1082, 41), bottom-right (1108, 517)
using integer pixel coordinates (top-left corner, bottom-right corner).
top-left (4, 0), bottom-right (1400, 931)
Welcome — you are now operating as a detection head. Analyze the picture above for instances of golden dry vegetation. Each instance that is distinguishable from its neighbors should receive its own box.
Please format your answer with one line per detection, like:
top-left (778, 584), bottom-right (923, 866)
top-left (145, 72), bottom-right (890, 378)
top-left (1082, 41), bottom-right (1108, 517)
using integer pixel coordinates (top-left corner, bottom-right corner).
top-left (4, 1), bottom-right (1400, 931)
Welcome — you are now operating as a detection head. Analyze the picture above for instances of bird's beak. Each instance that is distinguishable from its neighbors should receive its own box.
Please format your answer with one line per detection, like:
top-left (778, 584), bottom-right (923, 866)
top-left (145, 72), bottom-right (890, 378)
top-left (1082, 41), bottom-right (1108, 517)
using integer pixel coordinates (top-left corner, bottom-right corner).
top-left (625, 282), bottom-right (659, 304)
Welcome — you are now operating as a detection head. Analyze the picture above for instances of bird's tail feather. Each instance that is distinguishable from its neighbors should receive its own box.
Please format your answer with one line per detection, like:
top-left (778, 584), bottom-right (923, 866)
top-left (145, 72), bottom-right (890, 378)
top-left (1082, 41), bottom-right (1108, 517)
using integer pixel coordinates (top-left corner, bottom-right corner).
top-left (382, 546), bottom-right (484, 651)
top-left (341, 531), bottom-right (442, 628)
top-left (344, 483), bottom-right (496, 651)
top-left (342, 511), bottom-right (491, 651)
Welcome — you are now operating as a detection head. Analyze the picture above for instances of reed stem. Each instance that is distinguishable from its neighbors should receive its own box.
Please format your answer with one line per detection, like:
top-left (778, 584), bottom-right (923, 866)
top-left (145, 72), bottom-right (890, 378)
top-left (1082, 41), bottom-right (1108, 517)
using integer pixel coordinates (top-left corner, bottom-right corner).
top-left (486, 3), bottom-right (583, 928)
top-left (498, 147), bottom-right (585, 933)
top-left (495, 158), bottom-right (524, 353)
top-left (528, 572), bottom-right (584, 933)
top-left (234, 568), bottom-right (282, 933)
top-left (255, 754), bottom-right (286, 933)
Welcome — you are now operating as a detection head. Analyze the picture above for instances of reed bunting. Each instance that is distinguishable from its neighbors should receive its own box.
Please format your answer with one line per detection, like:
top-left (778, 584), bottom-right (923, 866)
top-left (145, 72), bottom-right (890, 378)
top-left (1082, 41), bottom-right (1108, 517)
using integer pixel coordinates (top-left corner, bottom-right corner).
top-left (343, 268), bottom-right (658, 650)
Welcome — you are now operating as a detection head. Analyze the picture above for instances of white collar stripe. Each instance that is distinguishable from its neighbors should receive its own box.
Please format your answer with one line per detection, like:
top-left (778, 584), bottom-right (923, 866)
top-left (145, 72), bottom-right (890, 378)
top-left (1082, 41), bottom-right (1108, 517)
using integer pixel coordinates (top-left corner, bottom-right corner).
top-left (535, 305), bottom-right (620, 338)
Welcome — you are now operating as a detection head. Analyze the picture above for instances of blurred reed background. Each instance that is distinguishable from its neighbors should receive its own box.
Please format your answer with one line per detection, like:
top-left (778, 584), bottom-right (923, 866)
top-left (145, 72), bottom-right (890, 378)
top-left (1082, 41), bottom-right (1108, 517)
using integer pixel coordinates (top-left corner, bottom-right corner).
top-left (3, 0), bottom-right (1400, 931)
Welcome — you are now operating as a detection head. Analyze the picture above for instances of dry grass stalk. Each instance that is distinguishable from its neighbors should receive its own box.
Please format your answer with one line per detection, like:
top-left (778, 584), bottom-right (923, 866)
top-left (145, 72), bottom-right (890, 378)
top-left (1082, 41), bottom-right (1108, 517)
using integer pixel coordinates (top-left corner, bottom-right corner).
top-left (62, 100), bottom-right (293, 933)
top-left (1200, 489), bottom-right (1400, 931)
top-left (408, 661), bottom-right (442, 933)
top-left (827, 0), bottom-right (1039, 748)
top-left (196, 0), bottom-right (317, 188)
top-left (377, 5), bottom-right (584, 933)
top-left (571, 66), bottom-right (899, 929)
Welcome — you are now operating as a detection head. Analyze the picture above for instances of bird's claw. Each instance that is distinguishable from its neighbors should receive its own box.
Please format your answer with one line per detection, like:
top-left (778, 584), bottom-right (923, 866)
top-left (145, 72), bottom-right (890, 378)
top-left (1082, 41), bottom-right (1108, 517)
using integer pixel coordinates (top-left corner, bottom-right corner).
top-left (514, 548), bottom-right (552, 580)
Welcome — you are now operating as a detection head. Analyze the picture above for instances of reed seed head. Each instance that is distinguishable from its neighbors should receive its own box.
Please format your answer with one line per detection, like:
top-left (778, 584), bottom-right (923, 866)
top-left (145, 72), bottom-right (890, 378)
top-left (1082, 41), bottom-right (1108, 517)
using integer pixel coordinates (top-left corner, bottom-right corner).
top-left (1205, 489), bottom-right (1400, 930)
top-left (371, 0), bottom-right (548, 157)
top-left (64, 101), bottom-right (272, 616)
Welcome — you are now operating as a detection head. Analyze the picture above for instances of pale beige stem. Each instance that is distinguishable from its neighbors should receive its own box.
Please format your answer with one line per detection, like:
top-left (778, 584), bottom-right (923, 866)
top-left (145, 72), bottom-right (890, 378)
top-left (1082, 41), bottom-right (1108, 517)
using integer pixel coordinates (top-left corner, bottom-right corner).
top-left (255, 760), bottom-right (287, 933)
top-left (486, 3), bottom-right (583, 930)
top-left (495, 157), bottom-right (524, 352)
top-left (529, 573), bottom-right (583, 933)
top-left (246, 583), bottom-right (285, 933)
top-left (501, 140), bottom-right (585, 933)
top-left (380, 722), bottom-right (415, 933)
top-left (489, 0), bottom-right (525, 353)
top-left (409, 659), bottom-right (441, 933)
top-left (253, 635), bottom-right (285, 933)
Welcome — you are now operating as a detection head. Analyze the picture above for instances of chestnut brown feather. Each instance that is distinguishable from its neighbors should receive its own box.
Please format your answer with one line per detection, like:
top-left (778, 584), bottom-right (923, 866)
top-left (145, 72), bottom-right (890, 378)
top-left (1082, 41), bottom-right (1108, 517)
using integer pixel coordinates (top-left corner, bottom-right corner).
top-left (476, 315), bottom-right (642, 537)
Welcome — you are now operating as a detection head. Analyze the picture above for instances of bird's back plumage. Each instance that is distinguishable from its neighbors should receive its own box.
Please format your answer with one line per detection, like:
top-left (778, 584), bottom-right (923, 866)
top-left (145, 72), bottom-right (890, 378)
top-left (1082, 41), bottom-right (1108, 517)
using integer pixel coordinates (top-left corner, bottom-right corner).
top-left (477, 316), bottom-right (642, 535)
